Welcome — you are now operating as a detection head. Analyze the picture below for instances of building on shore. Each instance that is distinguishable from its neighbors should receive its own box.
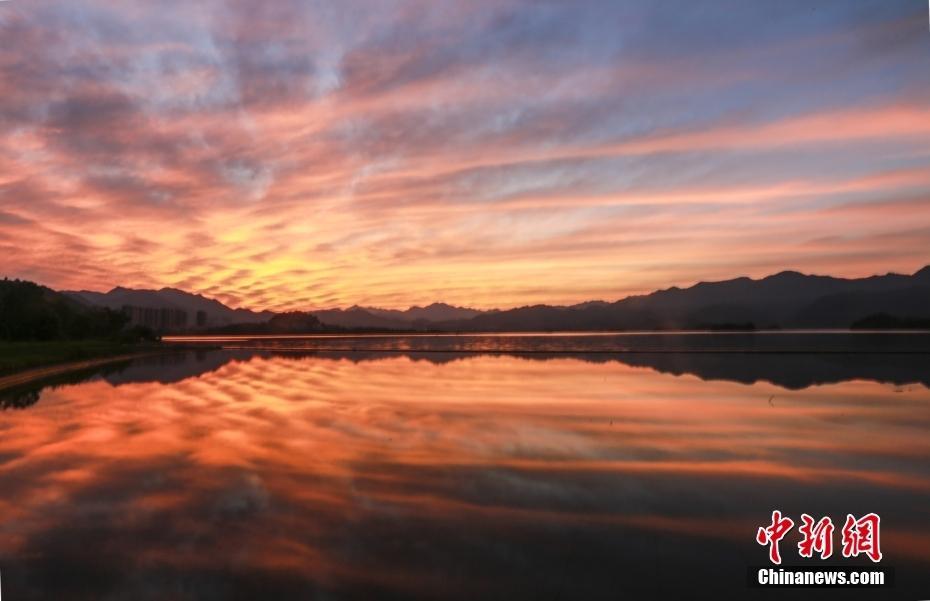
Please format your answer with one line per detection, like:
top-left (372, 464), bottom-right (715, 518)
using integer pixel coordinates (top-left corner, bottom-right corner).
top-left (122, 305), bottom-right (187, 332)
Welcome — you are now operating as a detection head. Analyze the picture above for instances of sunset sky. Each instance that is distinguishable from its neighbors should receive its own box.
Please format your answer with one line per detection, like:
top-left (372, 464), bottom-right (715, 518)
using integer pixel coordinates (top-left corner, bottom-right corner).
top-left (1, 0), bottom-right (929, 311)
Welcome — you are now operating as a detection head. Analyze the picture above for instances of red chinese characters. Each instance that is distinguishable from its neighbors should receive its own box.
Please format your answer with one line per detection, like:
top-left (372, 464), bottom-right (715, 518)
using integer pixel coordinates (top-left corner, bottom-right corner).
top-left (757, 511), bottom-right (882, 564)
top-left (756, 510), bottom-right (794, 564)
top-left (797, 514), bottom-right (834, 559)
top-left (841, 513), bottom-right (882, 563)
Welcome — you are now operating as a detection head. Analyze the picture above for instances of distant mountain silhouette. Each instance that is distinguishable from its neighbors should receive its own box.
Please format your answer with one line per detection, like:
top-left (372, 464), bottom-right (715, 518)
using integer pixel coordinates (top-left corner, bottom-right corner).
top-left (366, 302), bottom-right (485, 323)
top-left (52, 264), bottom-right (930, 332)
top-left (65, 286), bottom-right (274, 328)
top-left (311, 307), bottom-right (416, 330)
top-left (314, 303), bottom-right (486, 329)
top-left (434, 266), bottom-right (930, 331)
top-left (66, 287), bottom-right (485, 331)
top-left (207, 311), bottom-right (325, 334)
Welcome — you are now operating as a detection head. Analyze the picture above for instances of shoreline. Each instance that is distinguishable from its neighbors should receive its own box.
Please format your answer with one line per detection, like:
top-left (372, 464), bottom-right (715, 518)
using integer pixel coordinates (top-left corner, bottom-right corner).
top-left (163, 328), bottom-right (930, 342)
top-left (0, 341), bottom-right (222, 395)
top-left (0, 351), bottom-right (163, 393)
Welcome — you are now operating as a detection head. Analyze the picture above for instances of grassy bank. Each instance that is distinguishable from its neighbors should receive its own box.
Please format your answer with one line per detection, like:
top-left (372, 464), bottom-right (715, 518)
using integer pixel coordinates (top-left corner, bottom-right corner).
top-left (0, 340), bottom-right (160, 376)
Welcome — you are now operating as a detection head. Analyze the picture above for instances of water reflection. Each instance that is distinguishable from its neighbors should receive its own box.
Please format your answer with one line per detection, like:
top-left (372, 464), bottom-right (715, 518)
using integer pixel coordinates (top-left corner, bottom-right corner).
top-left (109, 348), bottom-right (930, 390)
top-left (0, 362), bottom-right (134, 411)
top-left (5, 344), bottom-right (929, 412)
top-left (1, 348), bottom-right (928, 599)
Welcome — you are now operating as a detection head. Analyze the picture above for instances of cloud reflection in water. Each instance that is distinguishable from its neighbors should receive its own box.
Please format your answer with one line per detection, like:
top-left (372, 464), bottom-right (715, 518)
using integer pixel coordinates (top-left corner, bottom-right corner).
top-left (0, 350), bottom-right (928, 599)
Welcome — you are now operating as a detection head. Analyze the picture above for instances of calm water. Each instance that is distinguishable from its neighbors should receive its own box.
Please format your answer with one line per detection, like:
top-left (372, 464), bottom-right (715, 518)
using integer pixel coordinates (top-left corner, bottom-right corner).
top-left (1, 334), bottom-right (929, 600)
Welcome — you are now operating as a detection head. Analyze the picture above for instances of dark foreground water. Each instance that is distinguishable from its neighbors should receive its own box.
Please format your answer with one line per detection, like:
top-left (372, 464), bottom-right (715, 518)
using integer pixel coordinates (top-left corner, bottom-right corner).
top-left (1, 334), bottom-right (928, 600)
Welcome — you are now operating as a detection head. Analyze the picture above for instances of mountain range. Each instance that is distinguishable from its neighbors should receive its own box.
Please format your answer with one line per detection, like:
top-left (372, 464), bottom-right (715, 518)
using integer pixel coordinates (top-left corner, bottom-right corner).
top-left (312, 303), bottom-right (486, 330)
top-left (433, 265), bottom-right (930, 331)
top-left (62, 265), bottom-right (930, 332)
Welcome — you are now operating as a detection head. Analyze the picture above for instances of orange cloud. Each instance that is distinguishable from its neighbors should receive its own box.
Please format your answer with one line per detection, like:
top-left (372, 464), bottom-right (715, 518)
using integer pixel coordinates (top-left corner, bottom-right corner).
top-left (1, 1), bottom-right (929, 309)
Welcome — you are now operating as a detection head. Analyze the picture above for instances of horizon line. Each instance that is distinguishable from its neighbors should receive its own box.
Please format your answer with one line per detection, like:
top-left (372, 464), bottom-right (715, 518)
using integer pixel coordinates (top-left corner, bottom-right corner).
top-left (7, 262), bottom-right (928, 315)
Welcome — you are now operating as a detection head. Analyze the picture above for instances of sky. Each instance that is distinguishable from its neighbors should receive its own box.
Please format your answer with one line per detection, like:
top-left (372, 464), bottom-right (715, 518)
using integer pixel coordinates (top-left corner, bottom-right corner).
top-left (0, 0), bottom-right (929, 311)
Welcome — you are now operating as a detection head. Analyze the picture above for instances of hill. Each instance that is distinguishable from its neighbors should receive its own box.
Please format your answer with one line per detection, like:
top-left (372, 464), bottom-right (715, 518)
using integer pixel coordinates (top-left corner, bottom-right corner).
top-left (312, 303), bottom-right (485, 330)
top-left (66, 286), bottom-right (274, 327)
top-left (65, 288), bottom-right (481, 331)
top-left (1, 278), bottom-right (129, 341)
top-left (45, 264), bottom-right (930, 332)
top-left (311, 306), bottom-right (415, 330)
top-left (206, 312), bottom-right (326, 334)
top-left (365, 303), bottom-right (484, 323)
top-left (435, 266), bottom-right (930, 331)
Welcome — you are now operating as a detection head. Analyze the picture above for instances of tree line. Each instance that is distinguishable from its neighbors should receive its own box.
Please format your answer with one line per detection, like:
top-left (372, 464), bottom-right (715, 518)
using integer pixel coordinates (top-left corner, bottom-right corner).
top-left (0, 278), bottom-right (143, 341)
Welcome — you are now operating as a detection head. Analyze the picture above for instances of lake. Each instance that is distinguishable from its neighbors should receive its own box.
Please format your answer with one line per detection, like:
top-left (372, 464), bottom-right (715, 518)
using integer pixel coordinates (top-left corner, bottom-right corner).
top-left (1, 333), bottom-right (928, 599)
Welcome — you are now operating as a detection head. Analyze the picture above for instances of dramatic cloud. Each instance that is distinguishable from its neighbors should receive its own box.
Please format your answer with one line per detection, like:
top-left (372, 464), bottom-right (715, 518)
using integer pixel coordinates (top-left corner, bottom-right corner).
top-left (1, 0), bottom-right (928, 309)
